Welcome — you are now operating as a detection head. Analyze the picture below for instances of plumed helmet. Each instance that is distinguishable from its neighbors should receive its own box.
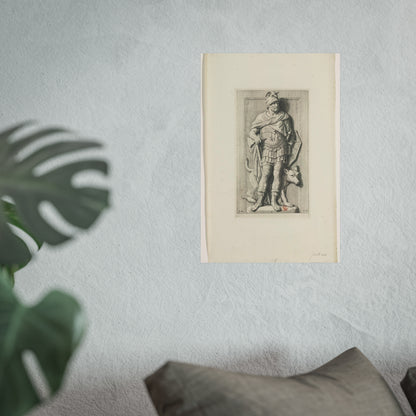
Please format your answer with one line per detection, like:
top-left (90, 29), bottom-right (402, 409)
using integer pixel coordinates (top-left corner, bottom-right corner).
top-left (265, 91), bottom-right (279, 106)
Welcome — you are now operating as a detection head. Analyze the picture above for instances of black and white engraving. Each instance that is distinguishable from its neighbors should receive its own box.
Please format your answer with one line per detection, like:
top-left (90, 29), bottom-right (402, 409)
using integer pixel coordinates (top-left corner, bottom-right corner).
top-left (237, 90), bottom-right (308, 214)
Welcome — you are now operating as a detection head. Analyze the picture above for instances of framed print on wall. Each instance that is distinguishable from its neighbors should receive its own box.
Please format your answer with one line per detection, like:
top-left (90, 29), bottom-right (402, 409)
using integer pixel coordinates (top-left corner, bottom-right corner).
top-left (201, 54), bottom-right (339, 263)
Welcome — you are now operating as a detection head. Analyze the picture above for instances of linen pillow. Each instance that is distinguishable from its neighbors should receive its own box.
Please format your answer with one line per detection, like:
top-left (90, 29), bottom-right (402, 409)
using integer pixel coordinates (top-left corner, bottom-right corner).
top-left (145, 348), bottom-right (404, 416)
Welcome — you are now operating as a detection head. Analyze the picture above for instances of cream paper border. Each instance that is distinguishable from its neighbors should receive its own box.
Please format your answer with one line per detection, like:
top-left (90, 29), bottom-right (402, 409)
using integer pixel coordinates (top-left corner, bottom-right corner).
top-left (201, 54), bottom-right (339, 263)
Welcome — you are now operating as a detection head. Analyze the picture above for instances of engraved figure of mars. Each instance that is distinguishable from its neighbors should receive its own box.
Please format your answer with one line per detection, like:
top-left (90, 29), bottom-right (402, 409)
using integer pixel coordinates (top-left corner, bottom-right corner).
top-left (247, 91), bottom-right (299, 212)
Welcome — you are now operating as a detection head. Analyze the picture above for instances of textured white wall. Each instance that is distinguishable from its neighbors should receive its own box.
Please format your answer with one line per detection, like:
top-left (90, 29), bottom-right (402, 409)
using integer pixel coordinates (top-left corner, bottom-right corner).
top-left (2, 0), bottom-right (415, 414)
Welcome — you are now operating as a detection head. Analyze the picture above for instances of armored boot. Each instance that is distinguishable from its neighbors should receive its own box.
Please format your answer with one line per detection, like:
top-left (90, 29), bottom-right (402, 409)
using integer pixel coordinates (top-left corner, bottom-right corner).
top-left (271, 191), bottom-right (282, 212)
top-left (251, 191), bottom-right (265, 212)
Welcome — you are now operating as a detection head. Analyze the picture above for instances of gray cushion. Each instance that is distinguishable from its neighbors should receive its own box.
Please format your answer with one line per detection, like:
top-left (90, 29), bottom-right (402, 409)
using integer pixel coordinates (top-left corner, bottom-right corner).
top-left (145, 348), bottom-right (404, 415)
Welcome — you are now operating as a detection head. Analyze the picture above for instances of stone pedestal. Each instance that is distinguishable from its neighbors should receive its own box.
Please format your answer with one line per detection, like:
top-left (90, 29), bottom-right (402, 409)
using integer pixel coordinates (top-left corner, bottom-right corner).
top-left (246, 203), bottom-right (299, 214)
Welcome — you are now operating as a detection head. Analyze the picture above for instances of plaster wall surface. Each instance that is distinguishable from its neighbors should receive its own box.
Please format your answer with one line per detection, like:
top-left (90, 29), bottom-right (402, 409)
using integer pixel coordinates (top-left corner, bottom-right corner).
top-left (1, 1), bottom-right (415, 414)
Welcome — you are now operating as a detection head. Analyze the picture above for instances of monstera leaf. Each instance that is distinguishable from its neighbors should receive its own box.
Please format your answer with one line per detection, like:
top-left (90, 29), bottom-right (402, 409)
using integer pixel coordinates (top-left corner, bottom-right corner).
top-left (0, 274), bottom-right (86, 416)
top-left (1, 200), bottom-right (43, 284)
top-left (0, 122), bottom-right (109, 269)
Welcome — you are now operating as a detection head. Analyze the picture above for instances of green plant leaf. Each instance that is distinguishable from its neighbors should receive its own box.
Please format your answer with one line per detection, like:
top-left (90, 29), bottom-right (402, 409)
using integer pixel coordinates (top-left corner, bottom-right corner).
top-left (0, 122), bottom-right (109, 268)
top-left (0, 265), bottom-right (14, 288)
top-left (2, 200), bottom-right (43, 250)
top-left (0, 208), bottom-right (32, 269)
top-left (0, 275), bottom-right (86, 416)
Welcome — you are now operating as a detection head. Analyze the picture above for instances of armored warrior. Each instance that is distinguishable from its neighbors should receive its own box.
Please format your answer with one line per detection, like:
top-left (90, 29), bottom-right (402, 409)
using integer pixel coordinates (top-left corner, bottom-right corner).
top-left (248, 91), bottom-right (296, 212)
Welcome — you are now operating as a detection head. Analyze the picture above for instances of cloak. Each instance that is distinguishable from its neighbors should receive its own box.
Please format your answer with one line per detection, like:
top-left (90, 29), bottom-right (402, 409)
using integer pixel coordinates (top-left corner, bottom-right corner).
top-left (246, 111), bottom-right (293, 192)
